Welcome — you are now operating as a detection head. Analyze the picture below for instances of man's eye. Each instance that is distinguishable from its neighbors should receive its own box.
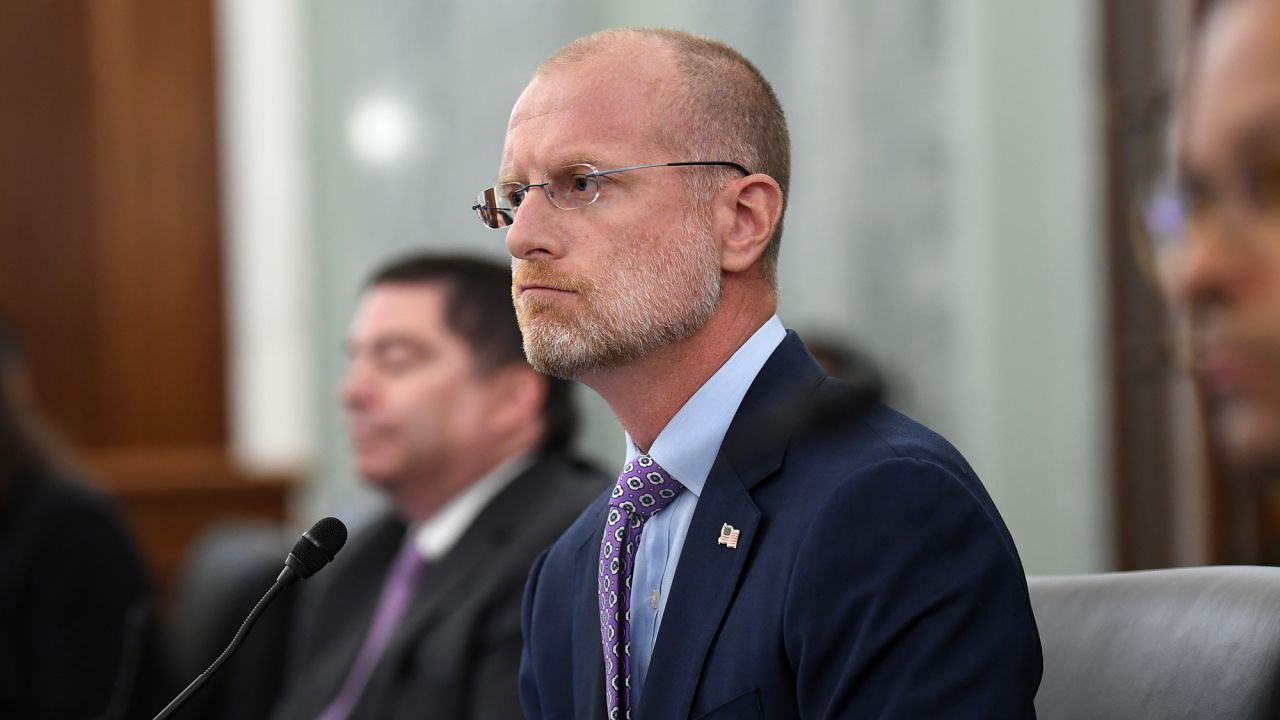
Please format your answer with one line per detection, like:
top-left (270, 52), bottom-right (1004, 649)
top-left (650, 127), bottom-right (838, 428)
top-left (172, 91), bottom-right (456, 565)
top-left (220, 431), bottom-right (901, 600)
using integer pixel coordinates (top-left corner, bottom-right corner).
top-left (1178, 178), bottom-right (1214, 220)
top-left (1251, 163), bottom-right (1280, 213)
top-left (375, 345), bottom-right (426, 374)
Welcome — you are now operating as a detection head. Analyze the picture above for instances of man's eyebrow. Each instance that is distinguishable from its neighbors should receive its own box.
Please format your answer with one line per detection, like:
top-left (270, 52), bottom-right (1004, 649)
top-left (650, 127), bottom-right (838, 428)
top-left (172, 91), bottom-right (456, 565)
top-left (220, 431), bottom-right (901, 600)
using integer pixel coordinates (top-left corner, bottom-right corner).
top-left (498, 155), bottom-right (607, 184)
top-left (371, 334), bottom-right (428, 351)
top-left (346, 333), bottom-right (421, 356)
top-left (566, 154), bottom-right (605, 169)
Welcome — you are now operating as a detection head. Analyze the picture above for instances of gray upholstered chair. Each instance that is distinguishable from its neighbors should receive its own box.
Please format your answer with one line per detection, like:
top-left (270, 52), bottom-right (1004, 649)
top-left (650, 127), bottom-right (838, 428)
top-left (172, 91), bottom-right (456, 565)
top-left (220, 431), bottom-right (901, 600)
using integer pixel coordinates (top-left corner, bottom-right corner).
top-left (1029, 567), bottom-right (1280, 719)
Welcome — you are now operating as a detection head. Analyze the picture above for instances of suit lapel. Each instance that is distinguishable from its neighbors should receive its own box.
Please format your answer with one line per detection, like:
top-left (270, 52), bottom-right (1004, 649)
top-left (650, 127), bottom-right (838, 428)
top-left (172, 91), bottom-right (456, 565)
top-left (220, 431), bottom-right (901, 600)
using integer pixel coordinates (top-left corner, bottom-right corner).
top-left (637, 332), bottom-right (826, 719)
top-left (573, 511), bottom-right (609, 720)
top-left (638, 456), bottom-right (763, 719)
top-left (302, 515), bottom-right (405, 719)
top-left (357, 456), bottom-right (604, 717)
top-left (376, 458), bottom-right (553, 667)
top-left (349, 462), bottom-right (537, 719)
top-left (386, 532), bottom-right (476, 652)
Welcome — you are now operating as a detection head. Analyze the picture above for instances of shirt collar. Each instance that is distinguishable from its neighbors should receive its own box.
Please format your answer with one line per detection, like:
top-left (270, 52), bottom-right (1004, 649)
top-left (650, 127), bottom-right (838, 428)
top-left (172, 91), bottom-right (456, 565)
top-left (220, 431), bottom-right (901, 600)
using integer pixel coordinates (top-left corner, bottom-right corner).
top-left (623, 315), bottom-right (786, 497)
top-left (411, 452), bottom-right (533, 561)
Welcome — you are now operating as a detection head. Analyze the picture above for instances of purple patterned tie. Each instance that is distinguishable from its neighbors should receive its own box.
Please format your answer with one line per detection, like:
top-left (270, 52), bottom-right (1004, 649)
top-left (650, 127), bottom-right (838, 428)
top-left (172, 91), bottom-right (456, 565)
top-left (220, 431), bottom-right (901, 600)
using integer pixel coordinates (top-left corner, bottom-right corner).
top-left (317, 535), bottom-right (425, 720)
top-left (599, 454), bottom-right (683, 720)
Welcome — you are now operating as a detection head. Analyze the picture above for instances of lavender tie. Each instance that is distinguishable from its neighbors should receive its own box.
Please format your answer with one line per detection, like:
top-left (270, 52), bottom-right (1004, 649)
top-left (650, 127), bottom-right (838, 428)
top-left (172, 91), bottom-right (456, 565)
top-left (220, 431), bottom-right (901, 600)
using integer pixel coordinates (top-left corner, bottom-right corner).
top-left (317, 535), bottom-right (426, 720)
top-left (599, 455), bottom-right (683, 720)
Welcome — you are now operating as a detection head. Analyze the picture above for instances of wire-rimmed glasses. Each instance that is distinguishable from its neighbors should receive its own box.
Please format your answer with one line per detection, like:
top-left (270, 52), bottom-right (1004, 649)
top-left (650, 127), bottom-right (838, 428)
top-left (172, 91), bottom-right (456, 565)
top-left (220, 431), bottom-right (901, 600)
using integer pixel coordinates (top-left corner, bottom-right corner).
top-left (1144, 163), bottom-right (1280, 260)
top-left (472, 160), bottom-right (751, 229)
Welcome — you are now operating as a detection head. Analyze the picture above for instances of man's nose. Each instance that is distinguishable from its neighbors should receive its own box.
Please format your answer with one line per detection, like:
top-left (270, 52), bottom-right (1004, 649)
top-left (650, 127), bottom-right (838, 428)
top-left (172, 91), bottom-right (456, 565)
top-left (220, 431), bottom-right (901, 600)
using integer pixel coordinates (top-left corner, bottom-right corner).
top-left (506, 190), bottom-right (566, 261)
top-left (1169, 219), bottom-right (1246, 308)
top-left (340, 362), bottom-right (375, 410)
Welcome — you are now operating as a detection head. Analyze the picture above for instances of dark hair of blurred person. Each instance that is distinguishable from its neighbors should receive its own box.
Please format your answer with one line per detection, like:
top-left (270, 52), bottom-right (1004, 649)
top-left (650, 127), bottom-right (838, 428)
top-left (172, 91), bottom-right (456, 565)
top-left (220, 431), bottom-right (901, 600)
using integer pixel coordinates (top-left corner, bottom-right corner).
top-left (0, 319), bottom-right (171, 719)
top-left (0, 322), bottom-right (70, 491)
top-left (800, 331), bottom-right (886, 401)
top-left (269, 254), bottom-right (606, 720)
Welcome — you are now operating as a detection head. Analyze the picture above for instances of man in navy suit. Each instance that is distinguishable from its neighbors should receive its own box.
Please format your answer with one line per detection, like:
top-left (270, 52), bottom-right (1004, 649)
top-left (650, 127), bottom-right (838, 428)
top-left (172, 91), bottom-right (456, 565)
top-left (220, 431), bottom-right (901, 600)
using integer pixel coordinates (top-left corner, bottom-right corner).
top-left (473, 27), bottom-right (1042, 719)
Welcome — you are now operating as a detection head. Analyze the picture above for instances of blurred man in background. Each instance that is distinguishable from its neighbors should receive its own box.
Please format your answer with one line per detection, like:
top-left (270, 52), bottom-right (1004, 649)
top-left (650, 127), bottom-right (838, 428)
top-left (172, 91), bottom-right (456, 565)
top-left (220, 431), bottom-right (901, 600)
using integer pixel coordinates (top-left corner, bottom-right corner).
top-left (270, 254), bottom-right (605, 720)
top-left (1161, 0), bottom-right (1280, 475)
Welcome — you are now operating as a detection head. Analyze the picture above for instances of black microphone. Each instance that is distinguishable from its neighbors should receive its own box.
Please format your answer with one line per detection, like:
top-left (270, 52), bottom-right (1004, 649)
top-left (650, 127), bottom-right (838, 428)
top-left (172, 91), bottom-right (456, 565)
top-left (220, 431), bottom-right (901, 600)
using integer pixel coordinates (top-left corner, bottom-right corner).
top-left (278, 515), bottom-right (348, 586)
top-left (151, 517), bottom-right (348, 720)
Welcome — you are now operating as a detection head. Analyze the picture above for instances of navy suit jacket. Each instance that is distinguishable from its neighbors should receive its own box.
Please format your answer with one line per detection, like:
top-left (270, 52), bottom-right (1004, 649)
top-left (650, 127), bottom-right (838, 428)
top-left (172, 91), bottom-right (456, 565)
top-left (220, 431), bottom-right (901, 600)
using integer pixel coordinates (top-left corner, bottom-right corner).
top-left (519, 333), bottom-right (1042, 719)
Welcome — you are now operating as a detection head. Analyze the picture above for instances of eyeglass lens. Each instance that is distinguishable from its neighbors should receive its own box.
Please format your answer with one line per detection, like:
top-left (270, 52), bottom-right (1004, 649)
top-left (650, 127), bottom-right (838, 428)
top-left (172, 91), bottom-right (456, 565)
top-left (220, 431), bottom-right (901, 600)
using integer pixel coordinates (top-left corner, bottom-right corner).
top-left (1152, 162), bottom-right (1280, 251)
top-left (474, 186), bottom-right (514, 229)
top-left (473, 161), bottom-right (750, 229)
top-left (474, 164), bottom-right (600, 229)
top-left (510, 165), bottom-right (600, 211)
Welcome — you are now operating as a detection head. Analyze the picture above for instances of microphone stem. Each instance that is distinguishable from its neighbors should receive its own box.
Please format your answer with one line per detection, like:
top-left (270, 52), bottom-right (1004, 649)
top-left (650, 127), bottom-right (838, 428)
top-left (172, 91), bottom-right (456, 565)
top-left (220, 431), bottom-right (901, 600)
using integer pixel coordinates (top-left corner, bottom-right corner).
top-left (151, 580), bottom-right (287, 720)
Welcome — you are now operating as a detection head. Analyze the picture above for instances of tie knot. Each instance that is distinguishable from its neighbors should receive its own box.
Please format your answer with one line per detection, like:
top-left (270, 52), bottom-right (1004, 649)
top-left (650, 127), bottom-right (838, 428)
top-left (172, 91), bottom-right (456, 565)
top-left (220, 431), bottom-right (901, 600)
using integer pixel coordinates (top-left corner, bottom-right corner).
top-left (609, 454), bottom-right (683, 523)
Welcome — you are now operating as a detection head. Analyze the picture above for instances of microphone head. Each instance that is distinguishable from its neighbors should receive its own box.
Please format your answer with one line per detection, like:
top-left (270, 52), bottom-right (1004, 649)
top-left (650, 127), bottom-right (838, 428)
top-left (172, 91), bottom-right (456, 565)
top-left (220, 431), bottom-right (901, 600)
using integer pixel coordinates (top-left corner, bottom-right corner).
top-left (284, 517), bottom-right (348, 581)
top-left (305, 516), bottom-right (348, 559)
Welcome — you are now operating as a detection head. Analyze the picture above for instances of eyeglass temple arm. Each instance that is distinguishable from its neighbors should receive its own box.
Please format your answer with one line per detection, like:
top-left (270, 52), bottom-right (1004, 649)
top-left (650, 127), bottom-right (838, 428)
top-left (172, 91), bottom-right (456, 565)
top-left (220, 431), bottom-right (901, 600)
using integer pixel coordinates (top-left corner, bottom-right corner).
top-left (665, 161), bottom-right (752, 176)
top-left (588, 161), bottom-right (752, 179)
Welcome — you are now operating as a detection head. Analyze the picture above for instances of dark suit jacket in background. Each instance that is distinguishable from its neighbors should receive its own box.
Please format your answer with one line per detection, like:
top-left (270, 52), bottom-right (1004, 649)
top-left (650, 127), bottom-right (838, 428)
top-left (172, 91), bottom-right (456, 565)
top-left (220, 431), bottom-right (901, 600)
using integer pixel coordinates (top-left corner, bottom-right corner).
top-left (0, 473), bottom-right (172, 720)
top-left (271, 452), bottom-right (607, 720)
top-left (520, 333), bottom-right (1043, 719)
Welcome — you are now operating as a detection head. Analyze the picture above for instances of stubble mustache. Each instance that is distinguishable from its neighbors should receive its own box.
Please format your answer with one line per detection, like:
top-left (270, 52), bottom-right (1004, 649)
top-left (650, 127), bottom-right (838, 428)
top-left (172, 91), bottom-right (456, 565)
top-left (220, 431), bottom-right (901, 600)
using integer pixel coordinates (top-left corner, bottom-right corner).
top-left (512, 260), bottom-right (594, 298)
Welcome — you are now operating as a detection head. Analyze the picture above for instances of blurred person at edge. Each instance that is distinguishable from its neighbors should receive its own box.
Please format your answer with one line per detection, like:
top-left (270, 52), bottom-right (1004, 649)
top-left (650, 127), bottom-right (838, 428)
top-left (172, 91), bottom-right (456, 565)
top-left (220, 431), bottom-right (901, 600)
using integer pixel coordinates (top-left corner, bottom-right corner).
top-left (480, 27), bottom-right (1041, 720)
top-left (269, 255), bottom-right (606, 720)
top-left (0, 320), bottom-right (171, 719)
top-left (1158, 0), bottom-right (1280, 476)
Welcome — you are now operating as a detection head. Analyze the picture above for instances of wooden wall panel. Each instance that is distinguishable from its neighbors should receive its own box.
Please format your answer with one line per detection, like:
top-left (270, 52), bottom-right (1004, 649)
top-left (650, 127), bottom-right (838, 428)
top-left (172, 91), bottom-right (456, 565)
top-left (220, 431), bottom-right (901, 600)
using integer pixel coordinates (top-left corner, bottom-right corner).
top-left (86, 0), bottom-right (227, 446)
top-left (1102, 0), bottom-right (1177, 569)
top-left (0, 1), bottom-right (287, 606)
top-left (0, 1), bottom-right (102, 444)
top-left (87, 446), bottom-right (291, 604)
top-left (0, 0), bottom-right (226, 447)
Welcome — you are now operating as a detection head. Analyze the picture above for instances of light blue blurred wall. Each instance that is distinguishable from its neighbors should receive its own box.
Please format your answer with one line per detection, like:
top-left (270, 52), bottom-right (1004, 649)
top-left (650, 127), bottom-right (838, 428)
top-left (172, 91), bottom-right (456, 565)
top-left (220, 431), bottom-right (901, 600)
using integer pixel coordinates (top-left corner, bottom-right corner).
top-left (218, 0), bottom-right (1107, 573)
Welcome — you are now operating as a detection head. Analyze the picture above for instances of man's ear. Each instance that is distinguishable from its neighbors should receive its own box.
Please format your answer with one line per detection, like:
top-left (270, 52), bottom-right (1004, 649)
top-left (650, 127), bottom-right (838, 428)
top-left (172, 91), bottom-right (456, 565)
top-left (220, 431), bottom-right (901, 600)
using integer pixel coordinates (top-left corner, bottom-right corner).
top-left (485, 364), bottom-right (548, 433)
top-left (713, 174), bottom-right (783, 274)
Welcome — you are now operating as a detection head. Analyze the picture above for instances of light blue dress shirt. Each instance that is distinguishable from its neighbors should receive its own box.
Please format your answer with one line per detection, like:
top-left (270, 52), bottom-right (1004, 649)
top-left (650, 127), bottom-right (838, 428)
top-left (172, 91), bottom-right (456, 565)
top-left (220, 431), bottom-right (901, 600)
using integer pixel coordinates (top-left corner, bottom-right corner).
top-left (624, 314), bottom-right (786, 706)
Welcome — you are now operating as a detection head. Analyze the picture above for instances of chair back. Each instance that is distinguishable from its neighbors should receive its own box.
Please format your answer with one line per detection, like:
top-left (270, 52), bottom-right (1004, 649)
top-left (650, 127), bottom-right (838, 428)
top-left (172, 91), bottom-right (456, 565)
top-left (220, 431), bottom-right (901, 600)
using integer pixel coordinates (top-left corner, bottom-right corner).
top-left (1030, 567), bottom-right (1280, 720)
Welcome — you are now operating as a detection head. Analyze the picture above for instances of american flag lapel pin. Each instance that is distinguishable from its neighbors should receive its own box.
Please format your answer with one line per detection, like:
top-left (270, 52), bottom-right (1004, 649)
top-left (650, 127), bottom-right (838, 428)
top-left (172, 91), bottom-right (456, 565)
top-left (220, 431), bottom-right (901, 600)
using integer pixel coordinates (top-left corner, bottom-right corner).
top-left (717, 523), bottom-right (740, 549)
